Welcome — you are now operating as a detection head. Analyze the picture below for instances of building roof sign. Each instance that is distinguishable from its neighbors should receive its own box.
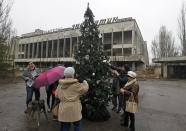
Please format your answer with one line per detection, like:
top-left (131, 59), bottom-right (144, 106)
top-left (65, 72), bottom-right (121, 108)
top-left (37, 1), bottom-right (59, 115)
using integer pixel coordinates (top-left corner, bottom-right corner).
top-left (72, 17), bottom-right (133, 29)
top-left (20, 17), bottom-right (133, 38)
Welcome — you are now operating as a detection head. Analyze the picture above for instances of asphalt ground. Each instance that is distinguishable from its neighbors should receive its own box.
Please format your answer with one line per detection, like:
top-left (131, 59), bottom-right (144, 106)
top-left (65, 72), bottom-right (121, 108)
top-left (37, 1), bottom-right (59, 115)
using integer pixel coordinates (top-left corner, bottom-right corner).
top-left (0, 79), bottom-right (186, 131)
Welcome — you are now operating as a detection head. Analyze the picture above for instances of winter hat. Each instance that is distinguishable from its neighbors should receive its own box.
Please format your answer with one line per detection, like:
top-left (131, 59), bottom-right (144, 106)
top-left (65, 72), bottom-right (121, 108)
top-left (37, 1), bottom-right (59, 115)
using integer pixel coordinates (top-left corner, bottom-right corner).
top-left (127, 71), bottom-right (136, 78)
top-left (64, 67), bottom-right (75, 77)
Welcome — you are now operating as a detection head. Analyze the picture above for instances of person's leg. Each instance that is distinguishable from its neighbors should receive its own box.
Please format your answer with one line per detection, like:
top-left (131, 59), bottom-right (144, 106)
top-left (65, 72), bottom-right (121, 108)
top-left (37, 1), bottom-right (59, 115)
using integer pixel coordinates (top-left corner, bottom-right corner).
top-left (25, 87), bottom-right (33, 113)
top-left (61, 122), bottom-right (63, 131)
top-left (112, 94), bottom-right (117, 110)
top-left (46, 91), bottom-right (51, 109)
top-left (26, 87), bottom-right (33, 106)
top-left (129, 113), bottom-right (135, 131)
top-left (51, 94), bottom-right (55, 110)
top-left (73, 120), bottom-right (82, 131)
top-left (51, 94), bottom-right (57, 120)
top-left (121, 98), bottom-right (126, 118)
top-left (123, 111), bottom-right (129, 127)
top-left (118, 93), bottom-right (124, 113)
top-left (34, 88), bottom-right (40, 101)
top-left (62, 122), bottom-right (71, 131)
top-left (120, 99), bottom-right (125, 123)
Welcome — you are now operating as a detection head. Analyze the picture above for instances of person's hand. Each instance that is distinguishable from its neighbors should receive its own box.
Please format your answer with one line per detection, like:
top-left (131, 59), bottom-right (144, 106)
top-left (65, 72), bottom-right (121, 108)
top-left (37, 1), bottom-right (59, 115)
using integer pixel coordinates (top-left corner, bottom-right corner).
top-left (25, 77), bottom-right (30, 80)
top-left (120, 88), bottom-right (125, 93)
top-left (106, 61), bottom-right (111, 66)
top-left (111, 70), bottom-right (115, 73)
top-left (114, 70), bottom-right (119, 76)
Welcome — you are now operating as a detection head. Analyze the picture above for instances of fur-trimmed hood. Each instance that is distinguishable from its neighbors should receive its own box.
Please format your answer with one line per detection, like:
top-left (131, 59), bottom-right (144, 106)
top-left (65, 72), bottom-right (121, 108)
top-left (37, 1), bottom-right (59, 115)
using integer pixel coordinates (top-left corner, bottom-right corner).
top-left (58, 78), bottom-right (78, 89)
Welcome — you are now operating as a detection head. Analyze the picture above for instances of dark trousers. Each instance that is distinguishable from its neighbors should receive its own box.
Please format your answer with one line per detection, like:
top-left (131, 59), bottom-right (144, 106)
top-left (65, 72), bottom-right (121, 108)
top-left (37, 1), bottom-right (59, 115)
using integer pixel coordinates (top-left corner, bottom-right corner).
top-left (46, 90), bottom-right (55, 109)
top-left (112, 94), bottom-right (119, 108)
top-left (124, 111), bottom-right (135, 131)
top-left (61, 120), bottom-right (81, 131)
top-left (26, 87), bottom-right (40, 106)
top-left (118, 93), bottom-right (124, 110)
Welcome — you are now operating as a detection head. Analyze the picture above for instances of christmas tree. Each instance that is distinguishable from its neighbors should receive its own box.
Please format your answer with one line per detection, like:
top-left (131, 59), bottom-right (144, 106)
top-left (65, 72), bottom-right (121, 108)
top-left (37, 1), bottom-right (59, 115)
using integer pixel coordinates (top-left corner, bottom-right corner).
top-left (74, 4), bottom-right (112, 121)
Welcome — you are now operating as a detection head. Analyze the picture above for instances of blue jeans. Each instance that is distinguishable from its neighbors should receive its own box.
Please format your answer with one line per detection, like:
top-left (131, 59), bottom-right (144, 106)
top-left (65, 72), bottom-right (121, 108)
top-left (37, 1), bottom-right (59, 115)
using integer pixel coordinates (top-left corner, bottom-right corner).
top-left (61, 120), bottom-right (82, 131)
top-left (26, 87), bottom-right (40, 105)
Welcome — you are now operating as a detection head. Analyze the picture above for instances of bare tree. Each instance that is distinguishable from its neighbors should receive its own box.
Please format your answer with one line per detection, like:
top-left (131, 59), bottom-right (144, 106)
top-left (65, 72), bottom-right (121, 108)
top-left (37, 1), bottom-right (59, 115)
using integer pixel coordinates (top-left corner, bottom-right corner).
top-left (0, 0), bottom-right (12, 44)
top-left (0, 0), bottom-right (13, 74)
top-left (178, 2), bottom-right (186, 56)
top-left (151, 26), bottom-right (178, 58)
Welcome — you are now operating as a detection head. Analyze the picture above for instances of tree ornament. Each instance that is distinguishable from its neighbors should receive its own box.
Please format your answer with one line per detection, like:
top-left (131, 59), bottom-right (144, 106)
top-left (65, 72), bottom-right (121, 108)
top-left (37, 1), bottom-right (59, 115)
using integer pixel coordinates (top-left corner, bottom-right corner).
top-left (96, 80), bottom-right (101, 84)
top-left (86, 78), bottom-right (91, 81)
top-left (92, 73), bottom-right (95, 76)
top-left (84, 16), bottom-right (89, 20)
top-left (76, 61), bottom-right (80, 64)
top-left (85, 55), bottom-right (89, 60)
top-left (85, 28), bottom-right (88, 32)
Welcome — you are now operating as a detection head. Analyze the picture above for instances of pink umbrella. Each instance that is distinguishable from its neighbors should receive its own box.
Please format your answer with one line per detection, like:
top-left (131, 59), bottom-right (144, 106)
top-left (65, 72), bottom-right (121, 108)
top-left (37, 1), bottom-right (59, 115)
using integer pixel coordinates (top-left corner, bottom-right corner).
top-left (35, 66), bottom-right (65, 88)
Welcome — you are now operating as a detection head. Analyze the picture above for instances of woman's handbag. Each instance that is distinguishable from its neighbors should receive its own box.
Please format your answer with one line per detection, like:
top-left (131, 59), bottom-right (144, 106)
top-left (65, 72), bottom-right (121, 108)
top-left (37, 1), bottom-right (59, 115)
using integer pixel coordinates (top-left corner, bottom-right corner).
top-left (52, 98), bottom-right (60, 117)
top-left (52, 103), bottom-right (59, 117)
top-left (125, 94), bottom-right (138, 114)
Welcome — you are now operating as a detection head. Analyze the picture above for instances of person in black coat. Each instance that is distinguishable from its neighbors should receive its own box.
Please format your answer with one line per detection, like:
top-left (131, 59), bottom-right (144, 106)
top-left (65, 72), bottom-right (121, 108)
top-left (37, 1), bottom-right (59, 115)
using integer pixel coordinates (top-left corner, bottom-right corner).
top-left (108, 62), bottom-right (129, 113)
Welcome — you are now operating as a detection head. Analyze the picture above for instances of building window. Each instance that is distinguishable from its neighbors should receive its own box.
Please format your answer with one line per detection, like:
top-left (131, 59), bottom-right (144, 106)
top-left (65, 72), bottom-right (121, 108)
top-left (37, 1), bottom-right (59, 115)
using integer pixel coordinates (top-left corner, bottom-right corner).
top-left (104, 33), bottom-right (112, 44)
top-left (59, 39), bottom-right (64, 57)
top-left (124, 31), bottom-right (132, 44)
top-left (48, 41), bottom-right (52, 58)
top-left (65, 38), bottom-right (70, 57)
top-left (72, 37), bottom-right (78, 57)
top-left (29, 43), bottom-right (32, 58)
top-left (113, 32), bottom-right (122, 45)
top-left (53, 40), bottom-right (58, 57)
top-left (123, 48), bottom-right (132, 56)
top-left (43, 42), bottom-right (47, 58)
top-left (113, 48), bottom-right (122, 56)
top-left (38, 42), bottom-right (42, 58)
top-left (19, 45), bottom-right (21, 52)
top-left (25, 44), bottom-right (28, 58)
top-left (104, 44), bottom-right (111, 56)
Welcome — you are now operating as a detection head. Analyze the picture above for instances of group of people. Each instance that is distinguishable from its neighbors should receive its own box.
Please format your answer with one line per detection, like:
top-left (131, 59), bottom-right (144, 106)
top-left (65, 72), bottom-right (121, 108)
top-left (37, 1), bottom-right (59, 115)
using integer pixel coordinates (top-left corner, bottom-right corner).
top-left (22, 62), bottom-right (89, 131)
top-left (22, 61), bottom-right (139, 131)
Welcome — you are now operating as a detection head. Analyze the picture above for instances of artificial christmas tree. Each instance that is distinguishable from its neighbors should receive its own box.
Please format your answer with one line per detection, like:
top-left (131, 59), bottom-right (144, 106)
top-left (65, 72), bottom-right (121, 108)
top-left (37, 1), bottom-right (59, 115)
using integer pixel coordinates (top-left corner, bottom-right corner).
top-left (74, 4), bottom-right (112, 121)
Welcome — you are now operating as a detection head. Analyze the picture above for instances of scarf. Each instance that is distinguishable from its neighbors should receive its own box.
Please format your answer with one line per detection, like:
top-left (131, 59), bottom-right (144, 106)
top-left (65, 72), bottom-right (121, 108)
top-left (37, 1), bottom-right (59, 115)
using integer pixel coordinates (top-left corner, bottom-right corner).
top-left (124, 78), bottom-right (136, 88)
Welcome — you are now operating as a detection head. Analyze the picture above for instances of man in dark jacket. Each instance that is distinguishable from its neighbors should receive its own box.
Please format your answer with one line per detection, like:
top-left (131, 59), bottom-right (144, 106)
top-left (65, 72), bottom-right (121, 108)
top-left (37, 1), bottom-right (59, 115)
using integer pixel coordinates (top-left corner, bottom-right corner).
top-left (109, 62), bottom-right (129, 113)
top-left (22, 62), bottom-right (40, 113)
top-left (111, 73), bottom-right (120, 111)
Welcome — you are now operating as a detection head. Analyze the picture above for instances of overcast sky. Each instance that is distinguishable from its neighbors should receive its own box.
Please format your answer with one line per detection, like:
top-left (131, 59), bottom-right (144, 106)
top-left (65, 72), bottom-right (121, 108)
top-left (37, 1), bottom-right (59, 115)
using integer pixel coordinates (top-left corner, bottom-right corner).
top-left (10, 0), bottom-right (185, 59)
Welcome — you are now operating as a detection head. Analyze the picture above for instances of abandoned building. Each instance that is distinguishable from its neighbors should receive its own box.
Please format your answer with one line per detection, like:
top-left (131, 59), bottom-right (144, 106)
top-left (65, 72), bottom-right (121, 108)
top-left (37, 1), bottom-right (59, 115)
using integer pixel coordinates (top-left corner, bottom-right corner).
top-left (12, 17), bottom-right (149, 71)
top-left (152, 56), bottom-right (186, 79)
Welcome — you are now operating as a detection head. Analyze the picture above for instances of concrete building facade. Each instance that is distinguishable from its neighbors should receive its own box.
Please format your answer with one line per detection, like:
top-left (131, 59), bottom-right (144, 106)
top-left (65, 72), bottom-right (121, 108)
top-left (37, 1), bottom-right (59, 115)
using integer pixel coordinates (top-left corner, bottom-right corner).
top-left (152, 56), bottom-right (186, 78)
top-left (13, 17), bottom-right (149, 70)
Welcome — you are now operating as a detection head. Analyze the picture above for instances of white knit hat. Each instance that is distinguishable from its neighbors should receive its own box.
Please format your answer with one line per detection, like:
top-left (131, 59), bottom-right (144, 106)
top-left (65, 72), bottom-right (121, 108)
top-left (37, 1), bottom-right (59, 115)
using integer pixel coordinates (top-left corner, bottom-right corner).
top-left (64, 67), bottom-right (75, 77)
top-left (127, 71), bottom-right (136, 78)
